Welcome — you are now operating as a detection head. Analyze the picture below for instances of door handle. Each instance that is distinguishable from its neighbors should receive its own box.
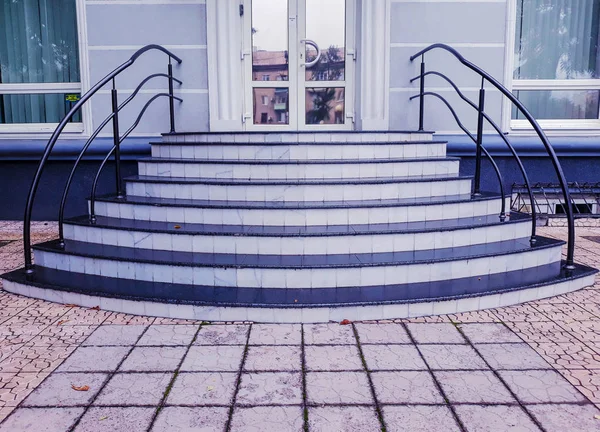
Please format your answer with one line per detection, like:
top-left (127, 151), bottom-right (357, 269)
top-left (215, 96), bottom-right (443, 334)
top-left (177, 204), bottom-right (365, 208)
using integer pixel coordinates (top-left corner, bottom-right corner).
top-left (301, 39), bottom-right (321, 68)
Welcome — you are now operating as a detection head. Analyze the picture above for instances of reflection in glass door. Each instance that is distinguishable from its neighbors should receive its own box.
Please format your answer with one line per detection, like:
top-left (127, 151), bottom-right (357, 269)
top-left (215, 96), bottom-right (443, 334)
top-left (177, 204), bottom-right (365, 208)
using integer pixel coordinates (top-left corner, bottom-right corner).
top-left (243, 0), bottom-right (354, 130)
top-left (301, 0), bottom-right (349, 127)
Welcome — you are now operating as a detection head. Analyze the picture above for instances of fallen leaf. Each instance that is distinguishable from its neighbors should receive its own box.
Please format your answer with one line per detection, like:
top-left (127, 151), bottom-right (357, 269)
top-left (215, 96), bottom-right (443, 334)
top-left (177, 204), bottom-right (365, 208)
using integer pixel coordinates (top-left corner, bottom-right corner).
top-left (64, 304), bottom-right (78, 308)
top-left (89, 306), bottom-right (100, 311)
top-left (71, 385), bottom-right (90, 392)
top-left (207, 385), bottom-right (214, 391)
top-left (340, 319), bottom-right (352, 325)
top-left (57, 320), bottom-right (70, 325)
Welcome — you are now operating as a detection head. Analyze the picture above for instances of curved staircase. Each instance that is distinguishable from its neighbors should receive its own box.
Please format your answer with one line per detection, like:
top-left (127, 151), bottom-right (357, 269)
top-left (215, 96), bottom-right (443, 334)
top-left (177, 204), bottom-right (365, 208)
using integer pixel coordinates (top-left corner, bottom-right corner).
top-left (2, 131), bottom-right (596, 322)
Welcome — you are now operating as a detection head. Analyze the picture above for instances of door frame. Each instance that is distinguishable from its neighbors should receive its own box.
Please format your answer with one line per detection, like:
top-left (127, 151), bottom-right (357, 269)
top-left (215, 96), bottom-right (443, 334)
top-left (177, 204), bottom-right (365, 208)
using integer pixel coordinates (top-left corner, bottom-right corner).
top-left (241, 0), bottom-right (356, 131)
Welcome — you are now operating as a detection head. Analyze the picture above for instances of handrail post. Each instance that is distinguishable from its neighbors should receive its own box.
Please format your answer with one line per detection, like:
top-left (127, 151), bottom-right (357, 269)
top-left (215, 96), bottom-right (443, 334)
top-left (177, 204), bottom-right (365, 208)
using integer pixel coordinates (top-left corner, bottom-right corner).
top-left (111, 80), bottom-right (124, 200)
top-left (168, 58), bottom-right (176, 133)
top-left (473, 79), bottom-right (485, 196)
top-left (418, 55), bottom-right (425, 131)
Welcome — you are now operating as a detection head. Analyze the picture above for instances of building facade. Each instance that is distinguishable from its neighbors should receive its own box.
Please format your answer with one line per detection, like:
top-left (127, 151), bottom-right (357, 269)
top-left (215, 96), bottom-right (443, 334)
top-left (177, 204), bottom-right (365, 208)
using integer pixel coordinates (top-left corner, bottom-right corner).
top-left (0, 0), bottom-right (599, 219)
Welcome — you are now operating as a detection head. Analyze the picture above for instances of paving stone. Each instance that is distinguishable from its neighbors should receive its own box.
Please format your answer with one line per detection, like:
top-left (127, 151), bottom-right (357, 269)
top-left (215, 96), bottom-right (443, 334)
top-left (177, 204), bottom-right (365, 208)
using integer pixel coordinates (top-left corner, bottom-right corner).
top-left (562, 369), bottom-right (600, 402)
top-left (419, 344), bottom-right (488, 370)
top-left (194, 325), bottom-right (249, 345)
top-left (0, 407), bottom-right (14, 423)
top-left (0, 407), bottom-right (84, 432)
top-left (236, 372), bottom-right (302, 405)
top-left (507, 321), bottom-right (576, 343)
top-left (119, 347), bottom-right (187, 372)
top-left (362, 344), bottom-right (427, 371)
top-left (74, 407), bottom-right (154, 432)
top-left (0, 345), bottom-right (76, 373)
top-left (248, 324), bottom-right (302, 345)
top-left (454, 405), bottom-right (540, 432)
top-left (526, 403), bottom-right (600, 432)
top-left (26, 325), bottom-right (98, 347)
top-left (166, 372), bottom-right (237, 406)
top-left (406, 323), bottom-right (466, 344)
top-left (434, 370), bottom-right (516, 403)
top-left (383, 405), bottom-right (460, 432)
top-left (303, 323), bottom-right (355, 345)
top-left (458, 323), bottom-right (523, 344)
top-left (82, 325), bottom-right (147, 346)
top-left (0, 372), bottom-right (49, 407)
top-left (308, 406), bottom-right (380, 432)
top-left (57, 308), bottom-right (113, 326)
top-left (306, 371), bottom-right (372, 404)
top-left (244, 346), bottom-right (301, 371)
top-left (476, 343), bottom-right (552, 370)
top-left (354, 323), bottom-right (411, 344)
top-left (94, 372), bottom-right (172, 406)
top-left (22, 372), bottom-right (107, 407)
top-left (137, 325), bottom-right (198, 346)
top-left (531, 342), bottom-right (600, 370)
top-left (499, 370), bottom-right (588, 403)
top-left (371, 371), bottom-right (443, 404)
top-left (230, 406), bottom-right (304, 432)
top-left (56, 346), bottom-right (130, 372)
top-left (304, 345), bottom-right (363, 371)
top-left (180, 346), bottom-right (244, 372)
top-left (151, 406), bottom-right (229, 431)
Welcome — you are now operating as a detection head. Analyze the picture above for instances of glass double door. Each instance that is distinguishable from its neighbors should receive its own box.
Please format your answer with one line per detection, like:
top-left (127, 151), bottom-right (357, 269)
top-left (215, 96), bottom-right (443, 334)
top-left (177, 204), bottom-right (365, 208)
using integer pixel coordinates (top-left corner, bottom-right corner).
top-left (243, 0), bottom-right (354, 130)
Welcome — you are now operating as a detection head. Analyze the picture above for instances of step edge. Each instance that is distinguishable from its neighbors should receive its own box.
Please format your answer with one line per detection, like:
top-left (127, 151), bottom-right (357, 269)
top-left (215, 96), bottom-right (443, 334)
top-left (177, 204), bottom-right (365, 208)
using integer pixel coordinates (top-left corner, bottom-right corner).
top-left (63, 213), bottom-right (531, 237)
top-left (32, 237), bottom-right (565, 269)
top-left (2, 263), bottom-right (595, 312)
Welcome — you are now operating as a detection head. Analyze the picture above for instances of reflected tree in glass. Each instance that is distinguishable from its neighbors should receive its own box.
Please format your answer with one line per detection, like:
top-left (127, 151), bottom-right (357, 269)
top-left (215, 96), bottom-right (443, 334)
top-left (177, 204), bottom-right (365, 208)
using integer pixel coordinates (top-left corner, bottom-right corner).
top-left (306, 88), bottom-right (336, 124)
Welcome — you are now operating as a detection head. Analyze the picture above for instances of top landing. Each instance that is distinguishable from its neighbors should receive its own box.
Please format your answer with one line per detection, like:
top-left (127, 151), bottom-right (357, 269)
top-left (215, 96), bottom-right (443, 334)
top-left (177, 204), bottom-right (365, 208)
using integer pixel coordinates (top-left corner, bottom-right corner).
top-left (161, 130), bottom-right (435, 144)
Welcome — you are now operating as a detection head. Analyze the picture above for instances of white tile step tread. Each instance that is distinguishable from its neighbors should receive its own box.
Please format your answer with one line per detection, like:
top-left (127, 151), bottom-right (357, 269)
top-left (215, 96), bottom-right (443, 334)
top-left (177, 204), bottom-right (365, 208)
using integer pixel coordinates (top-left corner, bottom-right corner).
top-left (92, 193), bottom-right (509, 226)
top-left (3, 265), bottom-right (595, 322)
top-left (138, 157), bottom-right (460, 180)
top-left (63, 213), bottom-right (532, 254)
top-left (33, 237), bottom-right (563, 289)
top-left (124, 175), bottom-right (473, 202)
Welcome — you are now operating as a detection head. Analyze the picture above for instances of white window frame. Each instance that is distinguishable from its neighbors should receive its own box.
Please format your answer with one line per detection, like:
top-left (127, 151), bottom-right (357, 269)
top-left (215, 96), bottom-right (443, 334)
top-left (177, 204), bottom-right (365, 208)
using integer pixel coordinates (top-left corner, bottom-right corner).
top-left (504, 0), bottom-right (600, 134)
top-left (0, 0), bottom-right (90, 138)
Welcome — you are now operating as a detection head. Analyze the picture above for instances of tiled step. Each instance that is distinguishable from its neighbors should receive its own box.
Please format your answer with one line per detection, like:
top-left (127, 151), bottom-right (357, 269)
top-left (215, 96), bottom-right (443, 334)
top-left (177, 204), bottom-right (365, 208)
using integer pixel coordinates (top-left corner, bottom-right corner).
top-left (34, 237), bottom-right (563, 289)
top-left (150, 141), bottom-right (447, 160)
top-left (137, 157), bottom-right (460, 180)
top-left (93, 193), bottom-right (508, 226)
top-left (64, 213), bottom-right (532, 255)
top-left (3, 263), bottom-right (596, 321)
top-left (161, 131), bottom-right (434, 143)
top-left (124, 174), bottom-right (473, 202)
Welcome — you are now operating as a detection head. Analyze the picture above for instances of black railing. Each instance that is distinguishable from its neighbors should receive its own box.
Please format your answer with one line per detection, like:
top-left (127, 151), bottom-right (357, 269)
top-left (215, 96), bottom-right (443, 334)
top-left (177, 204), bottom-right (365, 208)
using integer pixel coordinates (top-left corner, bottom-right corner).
top-left (23, 44), bottom-right (183, 277)
top-left (410, 43), bottom-right (576, 269)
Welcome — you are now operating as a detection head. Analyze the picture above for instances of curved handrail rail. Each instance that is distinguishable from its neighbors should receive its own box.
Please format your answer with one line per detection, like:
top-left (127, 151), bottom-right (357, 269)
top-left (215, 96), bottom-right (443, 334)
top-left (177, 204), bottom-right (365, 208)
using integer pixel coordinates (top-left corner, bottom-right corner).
top-left (57, 73), bottom-right (183, 245)
top-left (88, 92), bottom-right (183, 221)
top-left (23, 44), bottom-right (182, 276)
top-left (410, 70), bottom-right (537, 242)
top-left (417, 91), bottom-right (506, 219)
top-left (410, 43), bottom-right (575, 268)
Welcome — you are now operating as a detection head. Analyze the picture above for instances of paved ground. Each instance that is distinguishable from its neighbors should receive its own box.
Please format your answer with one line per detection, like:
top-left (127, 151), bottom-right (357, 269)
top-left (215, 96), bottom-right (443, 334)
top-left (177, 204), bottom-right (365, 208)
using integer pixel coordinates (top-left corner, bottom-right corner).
top-left (1, 222), bottom-right (600, 431)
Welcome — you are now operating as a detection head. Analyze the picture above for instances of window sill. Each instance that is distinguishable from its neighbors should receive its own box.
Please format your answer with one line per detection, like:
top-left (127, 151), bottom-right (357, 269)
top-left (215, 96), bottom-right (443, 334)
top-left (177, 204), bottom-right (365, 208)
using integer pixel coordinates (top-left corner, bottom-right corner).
top-left (0, 123), bottom-right (85, 138)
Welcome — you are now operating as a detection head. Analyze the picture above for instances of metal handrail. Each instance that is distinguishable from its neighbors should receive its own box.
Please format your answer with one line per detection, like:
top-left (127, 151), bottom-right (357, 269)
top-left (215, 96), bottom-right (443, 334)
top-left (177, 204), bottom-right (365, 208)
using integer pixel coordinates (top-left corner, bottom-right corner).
top-left (23, 44), bottom-right (182, 278)
top-left (410, 43), bottom-right (576, 269)
top-left (89, 92), bottom-right (183, 222)
top-left (415, 91), bottom-right (506, 220)
top-left (410, 70), bottom-right (537, 242)
top-left (57, 73), bottom-right (183, 246)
